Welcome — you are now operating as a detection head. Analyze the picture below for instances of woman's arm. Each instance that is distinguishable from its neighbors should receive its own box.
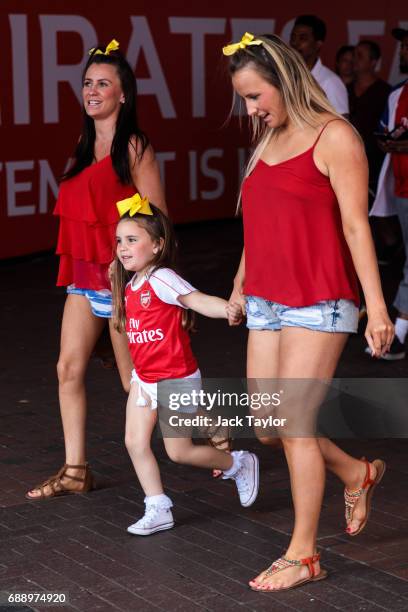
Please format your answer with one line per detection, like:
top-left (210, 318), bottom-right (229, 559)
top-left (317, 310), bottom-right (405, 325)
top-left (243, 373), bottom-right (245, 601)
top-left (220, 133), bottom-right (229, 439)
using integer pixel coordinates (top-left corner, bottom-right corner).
top-left (319, 121), bottom-right (394, 356)
top-left (179, 291), bottom-right (242, 324)
top-left (129, 139), bottom-right (168, 215)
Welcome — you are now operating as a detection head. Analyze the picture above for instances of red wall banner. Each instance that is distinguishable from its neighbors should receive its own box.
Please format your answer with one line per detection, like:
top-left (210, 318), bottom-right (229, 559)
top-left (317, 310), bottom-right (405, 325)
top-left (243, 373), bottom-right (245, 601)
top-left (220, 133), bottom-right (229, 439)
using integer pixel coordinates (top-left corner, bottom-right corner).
top-left (1, 0), bottom-right (407, 257)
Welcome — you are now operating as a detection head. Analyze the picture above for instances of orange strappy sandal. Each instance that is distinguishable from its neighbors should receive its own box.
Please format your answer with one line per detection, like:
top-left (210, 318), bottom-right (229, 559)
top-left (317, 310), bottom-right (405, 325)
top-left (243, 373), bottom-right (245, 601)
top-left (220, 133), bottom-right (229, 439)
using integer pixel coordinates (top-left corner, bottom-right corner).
top-left (344, 458), bottom-right (386, 536)
top-left (249, 552), bottom-right (328, 592)
top-left (25, 463), bottom-right (94, 500)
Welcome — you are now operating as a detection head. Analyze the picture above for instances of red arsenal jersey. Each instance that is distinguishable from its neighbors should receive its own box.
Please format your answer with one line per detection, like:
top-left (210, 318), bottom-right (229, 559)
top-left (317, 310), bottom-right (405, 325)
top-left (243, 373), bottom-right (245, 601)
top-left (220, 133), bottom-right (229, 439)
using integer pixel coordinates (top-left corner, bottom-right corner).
top-left (125, 268), bottom-right (198, 383)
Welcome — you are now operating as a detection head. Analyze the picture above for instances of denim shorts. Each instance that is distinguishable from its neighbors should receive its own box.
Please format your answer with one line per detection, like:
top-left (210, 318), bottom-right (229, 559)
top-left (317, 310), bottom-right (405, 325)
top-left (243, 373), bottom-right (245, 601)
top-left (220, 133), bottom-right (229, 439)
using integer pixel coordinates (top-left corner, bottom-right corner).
top-left (246, 295), bottom-right (359, 333)
top-left (67, 285), bottom-right (112, 318)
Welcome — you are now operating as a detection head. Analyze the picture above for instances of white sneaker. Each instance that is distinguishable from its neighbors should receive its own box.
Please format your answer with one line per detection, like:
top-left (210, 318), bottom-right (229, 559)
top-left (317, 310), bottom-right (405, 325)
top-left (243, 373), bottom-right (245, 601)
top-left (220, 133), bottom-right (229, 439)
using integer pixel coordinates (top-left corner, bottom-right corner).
top-left (127, 505), bottom-right (174, 536)
top-left (228, 451), bottom-right (259, 507)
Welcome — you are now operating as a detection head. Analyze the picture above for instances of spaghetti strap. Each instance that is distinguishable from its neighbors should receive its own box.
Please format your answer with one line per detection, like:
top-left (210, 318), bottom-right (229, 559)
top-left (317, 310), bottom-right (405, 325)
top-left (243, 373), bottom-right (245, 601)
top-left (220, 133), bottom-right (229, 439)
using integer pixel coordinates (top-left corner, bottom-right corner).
top-left (313, 118), bottom-right (344, 148)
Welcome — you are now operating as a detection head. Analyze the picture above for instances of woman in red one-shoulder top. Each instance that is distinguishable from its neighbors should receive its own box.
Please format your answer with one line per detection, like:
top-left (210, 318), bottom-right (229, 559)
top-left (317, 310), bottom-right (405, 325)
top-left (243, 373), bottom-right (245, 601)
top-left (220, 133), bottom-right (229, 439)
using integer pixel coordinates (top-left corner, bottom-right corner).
top-left (26, 41), bottom-right (167, 500)
top-left (223, 33), bottom-right (394, 591)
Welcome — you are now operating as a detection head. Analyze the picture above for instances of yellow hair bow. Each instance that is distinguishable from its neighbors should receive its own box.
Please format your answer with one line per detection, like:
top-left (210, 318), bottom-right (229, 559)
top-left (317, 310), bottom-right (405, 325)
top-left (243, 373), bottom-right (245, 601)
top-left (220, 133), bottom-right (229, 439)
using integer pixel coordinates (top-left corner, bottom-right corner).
top-left (222, 32), bottom-right (262, 56)
top-left (89, 39), bottom-right (120, 56)
top-left (116, 193), bottom-right (153, 217)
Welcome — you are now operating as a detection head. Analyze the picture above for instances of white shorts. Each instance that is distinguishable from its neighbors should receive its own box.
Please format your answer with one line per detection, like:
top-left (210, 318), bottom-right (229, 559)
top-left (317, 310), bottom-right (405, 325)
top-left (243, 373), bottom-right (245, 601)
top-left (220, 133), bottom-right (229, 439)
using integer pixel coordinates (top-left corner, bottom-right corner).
top-left (130, 368), bottom-right (202, 411)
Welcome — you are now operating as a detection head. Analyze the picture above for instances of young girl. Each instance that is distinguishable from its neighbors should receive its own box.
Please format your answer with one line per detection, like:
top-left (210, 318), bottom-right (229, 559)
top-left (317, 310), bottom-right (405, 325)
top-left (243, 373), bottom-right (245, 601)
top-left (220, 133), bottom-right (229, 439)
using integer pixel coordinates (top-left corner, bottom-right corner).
top-left (111, 193), bottom-right (259, 535)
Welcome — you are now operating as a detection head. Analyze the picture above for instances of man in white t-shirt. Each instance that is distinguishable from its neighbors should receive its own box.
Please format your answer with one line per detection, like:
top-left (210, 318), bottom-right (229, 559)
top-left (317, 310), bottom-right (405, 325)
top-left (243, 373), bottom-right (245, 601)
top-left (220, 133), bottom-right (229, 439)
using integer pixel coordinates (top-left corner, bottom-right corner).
top-left (290, 14), bottom-right (349, 115)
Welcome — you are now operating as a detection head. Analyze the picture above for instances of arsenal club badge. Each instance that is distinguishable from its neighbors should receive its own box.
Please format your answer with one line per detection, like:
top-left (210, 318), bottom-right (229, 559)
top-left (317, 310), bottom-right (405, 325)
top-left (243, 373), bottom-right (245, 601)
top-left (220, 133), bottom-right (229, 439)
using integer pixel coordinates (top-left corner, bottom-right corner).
top-left (140, 290), bottom-right (151, 309)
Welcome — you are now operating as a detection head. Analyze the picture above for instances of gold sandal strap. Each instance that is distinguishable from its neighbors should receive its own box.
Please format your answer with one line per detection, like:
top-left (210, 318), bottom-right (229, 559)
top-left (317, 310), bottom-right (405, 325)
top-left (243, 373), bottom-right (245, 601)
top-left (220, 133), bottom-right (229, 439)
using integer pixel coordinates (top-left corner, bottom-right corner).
top-left (344, 460), bottom-right (374, 523)
top-left (264, 553), bottom-right (320, 579)
top-left (345, 487), bottom-right (364, 502)
top-left (264, 557), bottom-right (300, 577)
top-left (344, 486), bottom-right (364, 521)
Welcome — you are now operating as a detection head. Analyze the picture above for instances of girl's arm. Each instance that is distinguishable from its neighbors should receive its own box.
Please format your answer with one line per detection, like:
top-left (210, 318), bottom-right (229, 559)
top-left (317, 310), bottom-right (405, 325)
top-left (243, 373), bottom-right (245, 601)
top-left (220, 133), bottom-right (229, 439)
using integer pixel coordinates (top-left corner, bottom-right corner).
top-left (129, 139), bottom-right (168, 215)
top-left (178, 291), bottom-right (242, 324)
top-left (319, 120), bottom-right (394, 357)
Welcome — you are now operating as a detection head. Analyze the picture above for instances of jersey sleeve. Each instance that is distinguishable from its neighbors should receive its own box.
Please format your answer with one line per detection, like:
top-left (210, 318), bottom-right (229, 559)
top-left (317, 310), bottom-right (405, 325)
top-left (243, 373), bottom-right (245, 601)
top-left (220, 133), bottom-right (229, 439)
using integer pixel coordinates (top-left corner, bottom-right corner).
top-left (149, 268), bottom-right (196, 308)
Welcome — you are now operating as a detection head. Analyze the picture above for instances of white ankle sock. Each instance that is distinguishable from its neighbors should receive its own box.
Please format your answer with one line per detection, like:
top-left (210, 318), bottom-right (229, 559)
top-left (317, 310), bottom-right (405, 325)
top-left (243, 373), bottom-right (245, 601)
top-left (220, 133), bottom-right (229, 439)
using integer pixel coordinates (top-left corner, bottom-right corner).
top-left (222, 450), bottom-right (245, 477)
top-left (144, 493), bottom-right (173, 509)
top-left (395, 317), bottom-right (408, 344)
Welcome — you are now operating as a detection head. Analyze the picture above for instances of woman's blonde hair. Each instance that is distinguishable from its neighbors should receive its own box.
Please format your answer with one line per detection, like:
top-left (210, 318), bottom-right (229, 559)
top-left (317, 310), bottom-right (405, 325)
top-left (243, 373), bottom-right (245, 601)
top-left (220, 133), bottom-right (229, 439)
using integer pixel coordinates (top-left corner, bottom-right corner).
top-left (227, 34), bottom-right (344, 190)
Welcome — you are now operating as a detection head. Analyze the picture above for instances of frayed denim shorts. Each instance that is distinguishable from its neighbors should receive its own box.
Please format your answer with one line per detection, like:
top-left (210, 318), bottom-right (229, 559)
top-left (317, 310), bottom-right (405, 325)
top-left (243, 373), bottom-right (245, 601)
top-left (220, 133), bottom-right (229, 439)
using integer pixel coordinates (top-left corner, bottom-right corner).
top-left (246, 295), bottom-right (359, 334)
top-left (67, 285), bottom-right (112, 318)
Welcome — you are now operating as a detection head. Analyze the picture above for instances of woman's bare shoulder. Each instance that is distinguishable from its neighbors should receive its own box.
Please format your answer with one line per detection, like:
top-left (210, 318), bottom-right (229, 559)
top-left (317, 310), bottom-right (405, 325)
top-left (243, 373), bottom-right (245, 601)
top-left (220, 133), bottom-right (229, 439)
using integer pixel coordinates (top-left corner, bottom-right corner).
top-left (319, 115), bottom-right (359, 141)
top-left (128, 137), bottom-right (155, 166)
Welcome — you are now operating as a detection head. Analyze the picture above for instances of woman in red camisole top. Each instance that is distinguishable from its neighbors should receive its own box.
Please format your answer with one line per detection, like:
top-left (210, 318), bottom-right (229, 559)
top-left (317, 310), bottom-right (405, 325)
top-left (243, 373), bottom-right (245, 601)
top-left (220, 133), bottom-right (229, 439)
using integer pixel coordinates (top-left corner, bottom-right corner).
top-left (26, 41), bottom-right (167, 500)
top-left (223, 33), bottom-right (394, 591)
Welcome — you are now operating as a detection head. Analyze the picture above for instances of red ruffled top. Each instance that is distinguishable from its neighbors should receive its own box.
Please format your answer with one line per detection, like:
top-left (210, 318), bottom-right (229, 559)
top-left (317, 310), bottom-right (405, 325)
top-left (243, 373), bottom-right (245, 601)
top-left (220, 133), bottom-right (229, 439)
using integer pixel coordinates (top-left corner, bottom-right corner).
top-left (54, 156), bottom-right (135, 290)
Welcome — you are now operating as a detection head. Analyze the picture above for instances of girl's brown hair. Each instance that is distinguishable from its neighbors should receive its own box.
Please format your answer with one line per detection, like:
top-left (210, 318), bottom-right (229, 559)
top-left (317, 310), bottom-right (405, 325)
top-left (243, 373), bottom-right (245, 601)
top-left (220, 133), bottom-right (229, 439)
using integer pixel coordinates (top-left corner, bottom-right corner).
top-left (111, 205), bottom-right (194, 332)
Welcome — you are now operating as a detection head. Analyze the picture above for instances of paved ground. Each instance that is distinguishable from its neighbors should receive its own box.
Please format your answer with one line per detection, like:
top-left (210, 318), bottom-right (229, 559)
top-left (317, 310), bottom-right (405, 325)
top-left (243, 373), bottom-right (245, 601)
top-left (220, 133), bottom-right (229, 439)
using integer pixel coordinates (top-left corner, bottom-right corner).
top-left (0, 220), bottom-right (407, 611)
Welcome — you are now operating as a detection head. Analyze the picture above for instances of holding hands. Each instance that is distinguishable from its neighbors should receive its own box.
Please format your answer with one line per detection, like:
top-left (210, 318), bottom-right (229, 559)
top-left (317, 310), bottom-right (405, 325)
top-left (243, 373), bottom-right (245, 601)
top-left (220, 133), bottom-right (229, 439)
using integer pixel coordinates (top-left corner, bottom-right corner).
top-left (365, 310), bottom-right (394, 358)
top-left (226, 301), bottom-right (245, 326)
top-left (227, 279), bottom-right (246, 326)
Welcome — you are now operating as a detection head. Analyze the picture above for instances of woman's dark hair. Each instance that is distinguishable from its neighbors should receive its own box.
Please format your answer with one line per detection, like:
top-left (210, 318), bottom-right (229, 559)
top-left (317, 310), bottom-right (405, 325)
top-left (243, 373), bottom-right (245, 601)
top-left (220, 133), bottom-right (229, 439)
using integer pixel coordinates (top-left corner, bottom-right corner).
top-left (62, 46), bottom-right (148, 184)
top-left (111, 204), bottom-right (194, 333)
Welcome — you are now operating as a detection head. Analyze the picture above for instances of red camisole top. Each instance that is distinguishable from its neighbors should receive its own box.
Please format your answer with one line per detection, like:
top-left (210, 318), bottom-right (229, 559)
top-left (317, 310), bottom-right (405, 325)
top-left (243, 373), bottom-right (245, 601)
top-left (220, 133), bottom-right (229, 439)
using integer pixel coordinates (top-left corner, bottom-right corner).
top-left (53, 156), bottom-right (134, 291)
top-left (242, 121), bottom-right (360, 307)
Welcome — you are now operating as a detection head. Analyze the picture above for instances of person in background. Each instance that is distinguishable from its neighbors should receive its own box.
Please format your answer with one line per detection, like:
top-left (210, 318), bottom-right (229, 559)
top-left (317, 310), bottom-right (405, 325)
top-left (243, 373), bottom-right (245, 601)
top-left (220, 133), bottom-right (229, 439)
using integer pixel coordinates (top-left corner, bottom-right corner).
top-left (290, 14), bottom-right (349, 115)
top-left (370, 28), bottom-right (408, 360)
top-left (348, 41), bottom-right (391, 199)
top-left (335, 45), bottom-right (355, 86)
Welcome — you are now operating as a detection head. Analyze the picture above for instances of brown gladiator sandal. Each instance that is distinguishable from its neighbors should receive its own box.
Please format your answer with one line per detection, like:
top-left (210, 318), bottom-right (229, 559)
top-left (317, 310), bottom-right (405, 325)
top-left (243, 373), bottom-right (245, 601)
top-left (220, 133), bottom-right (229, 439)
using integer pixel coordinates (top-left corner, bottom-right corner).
top-left (344, 458), bottom-right (386, 536)
top-left (25, 463), bottom-right (94, 500)
top-left (207, 432), bottom-right (233, 478)
top-left (249, 552), bottom-right (328, 592)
